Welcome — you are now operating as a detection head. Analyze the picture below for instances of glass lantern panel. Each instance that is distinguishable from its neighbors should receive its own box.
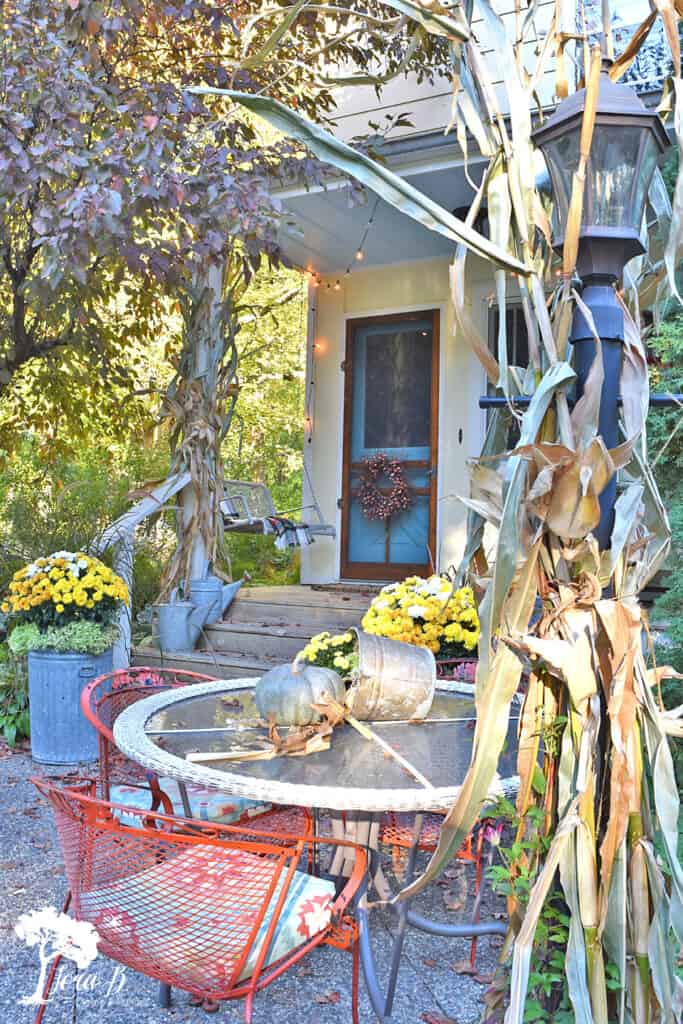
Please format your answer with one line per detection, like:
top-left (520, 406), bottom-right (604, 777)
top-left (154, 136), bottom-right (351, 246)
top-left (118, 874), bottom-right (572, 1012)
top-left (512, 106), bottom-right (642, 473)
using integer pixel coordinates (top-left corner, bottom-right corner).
top-left (585, 126), bottom-right (651, 228)
top-left (541, 130), bottom-right (580, 230)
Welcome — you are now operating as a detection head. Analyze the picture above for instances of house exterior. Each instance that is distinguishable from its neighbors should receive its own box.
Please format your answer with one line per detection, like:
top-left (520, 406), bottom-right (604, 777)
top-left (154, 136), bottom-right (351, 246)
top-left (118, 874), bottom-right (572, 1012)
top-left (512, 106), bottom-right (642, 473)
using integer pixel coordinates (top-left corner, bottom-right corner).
top-left (275, 1), bottom-right (668, 586)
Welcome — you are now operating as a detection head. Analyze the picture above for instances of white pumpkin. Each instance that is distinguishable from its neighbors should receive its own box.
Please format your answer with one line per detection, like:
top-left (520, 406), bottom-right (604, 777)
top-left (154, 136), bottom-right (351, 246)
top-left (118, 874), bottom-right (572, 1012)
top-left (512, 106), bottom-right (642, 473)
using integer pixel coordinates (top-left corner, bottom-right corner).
top-left (254, 662), bottom-right (346, 726)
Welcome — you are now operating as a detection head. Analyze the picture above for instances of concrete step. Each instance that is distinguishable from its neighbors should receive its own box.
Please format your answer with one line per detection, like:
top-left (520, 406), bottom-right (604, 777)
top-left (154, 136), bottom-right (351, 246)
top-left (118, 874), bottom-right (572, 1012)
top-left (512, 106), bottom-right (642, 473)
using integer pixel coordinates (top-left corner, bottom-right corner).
top-left (132, 645), bottom-right (281, 679)
top-left (204, 621), bottom-right (321, 660)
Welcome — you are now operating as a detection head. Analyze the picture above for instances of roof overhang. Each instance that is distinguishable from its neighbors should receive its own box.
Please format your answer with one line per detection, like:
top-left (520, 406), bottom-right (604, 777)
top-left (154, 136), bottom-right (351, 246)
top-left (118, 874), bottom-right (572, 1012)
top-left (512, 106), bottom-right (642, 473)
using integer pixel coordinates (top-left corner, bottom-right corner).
top-left (276, 134), bottom-right (485, 276)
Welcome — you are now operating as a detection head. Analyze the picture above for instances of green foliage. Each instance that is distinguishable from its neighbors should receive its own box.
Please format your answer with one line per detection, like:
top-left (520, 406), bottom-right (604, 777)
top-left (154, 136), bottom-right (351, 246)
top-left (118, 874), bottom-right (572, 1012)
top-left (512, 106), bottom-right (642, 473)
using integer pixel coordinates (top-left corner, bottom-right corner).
top-left (648, 315), bottom-right (683, 782)
top-left (0, 643), bottom-right (29, 746)
top-left (217, 265), bottom-right (308, 584)
top-left (0, 435), bottom-right (171, 600)
top-left (487, 801), bottom-right (574, 1021)
top-left (224, 269), bottom-right (307, 508)
top-left (8, 621), bottom-right (119, 657)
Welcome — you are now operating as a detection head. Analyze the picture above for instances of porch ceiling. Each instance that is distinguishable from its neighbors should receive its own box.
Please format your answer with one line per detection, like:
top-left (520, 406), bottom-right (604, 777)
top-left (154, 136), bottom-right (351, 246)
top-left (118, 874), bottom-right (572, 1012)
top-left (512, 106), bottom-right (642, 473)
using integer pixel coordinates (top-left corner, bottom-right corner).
top-left (277, 146), bottom-right (485, 276)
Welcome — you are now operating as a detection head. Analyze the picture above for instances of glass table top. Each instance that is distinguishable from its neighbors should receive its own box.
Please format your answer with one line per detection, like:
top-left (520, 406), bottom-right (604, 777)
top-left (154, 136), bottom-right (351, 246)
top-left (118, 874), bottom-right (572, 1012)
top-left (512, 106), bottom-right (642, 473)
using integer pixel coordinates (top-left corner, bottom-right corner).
top-left (144, 686), bottom-right (519, 793)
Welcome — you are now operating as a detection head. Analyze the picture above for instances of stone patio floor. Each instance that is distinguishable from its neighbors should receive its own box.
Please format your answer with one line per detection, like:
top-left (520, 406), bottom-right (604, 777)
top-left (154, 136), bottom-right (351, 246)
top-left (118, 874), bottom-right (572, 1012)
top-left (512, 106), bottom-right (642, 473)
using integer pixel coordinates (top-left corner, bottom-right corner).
top-left (0, 745), bottom-right (506, 1024)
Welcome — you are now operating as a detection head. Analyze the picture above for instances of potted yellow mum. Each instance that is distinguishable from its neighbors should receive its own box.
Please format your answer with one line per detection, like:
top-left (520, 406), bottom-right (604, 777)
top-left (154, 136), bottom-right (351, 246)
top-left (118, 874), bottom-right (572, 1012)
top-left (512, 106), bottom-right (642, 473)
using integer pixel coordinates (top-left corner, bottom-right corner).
top-left (361, 575), bottom-right (480, 662)
top-left (2, 551), bottom-right (129, 763)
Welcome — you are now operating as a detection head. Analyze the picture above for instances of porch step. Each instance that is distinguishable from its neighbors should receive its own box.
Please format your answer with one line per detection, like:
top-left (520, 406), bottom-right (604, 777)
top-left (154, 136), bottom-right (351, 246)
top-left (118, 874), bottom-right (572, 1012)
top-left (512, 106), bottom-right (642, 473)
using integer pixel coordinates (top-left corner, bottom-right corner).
top-left (132, 585), bottom-right (378, 679)
top-left (226, 585), bottom-right (374, 629)
top-left (132, 646), bottom-right (281, 679)
top-left (204, 621), bottom-right (321, 660)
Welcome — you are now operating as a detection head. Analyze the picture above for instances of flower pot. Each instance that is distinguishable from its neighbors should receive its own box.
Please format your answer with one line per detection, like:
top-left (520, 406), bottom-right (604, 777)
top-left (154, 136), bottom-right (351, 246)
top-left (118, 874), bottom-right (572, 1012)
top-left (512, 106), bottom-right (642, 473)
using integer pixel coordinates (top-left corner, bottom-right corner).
top-left (27, 648), bottom-right (113, 764)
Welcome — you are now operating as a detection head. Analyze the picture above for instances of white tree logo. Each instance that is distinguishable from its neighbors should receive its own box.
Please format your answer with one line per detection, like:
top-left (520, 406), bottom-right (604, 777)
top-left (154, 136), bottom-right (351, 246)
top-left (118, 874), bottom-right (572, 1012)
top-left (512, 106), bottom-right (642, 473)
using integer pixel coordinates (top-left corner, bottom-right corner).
top-left (15, 907), bottom-right (100, 1006)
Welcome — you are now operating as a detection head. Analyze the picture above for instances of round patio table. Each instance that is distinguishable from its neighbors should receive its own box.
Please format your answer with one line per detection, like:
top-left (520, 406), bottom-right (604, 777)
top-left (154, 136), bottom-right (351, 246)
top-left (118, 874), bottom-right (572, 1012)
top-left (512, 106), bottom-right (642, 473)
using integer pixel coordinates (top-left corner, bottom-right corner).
top-left (113, 677), bottom-right (518, 1022)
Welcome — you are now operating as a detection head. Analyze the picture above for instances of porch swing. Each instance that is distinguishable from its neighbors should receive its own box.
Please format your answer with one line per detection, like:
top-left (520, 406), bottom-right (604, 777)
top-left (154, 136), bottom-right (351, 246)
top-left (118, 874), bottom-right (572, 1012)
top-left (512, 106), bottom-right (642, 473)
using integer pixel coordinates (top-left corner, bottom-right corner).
top-left (221, 385), bottom-right (335, 547)
top-left (220, 463), bottom-right (335, 547)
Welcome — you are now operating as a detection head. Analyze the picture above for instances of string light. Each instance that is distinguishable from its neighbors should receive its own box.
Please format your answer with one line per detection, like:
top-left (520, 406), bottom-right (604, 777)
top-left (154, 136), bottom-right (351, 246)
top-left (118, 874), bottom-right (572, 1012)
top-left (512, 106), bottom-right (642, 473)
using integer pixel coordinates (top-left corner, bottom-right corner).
top-left (344, 196), bottom-right (380, 277)
top-left (334, 279), bottom-right (341, 291)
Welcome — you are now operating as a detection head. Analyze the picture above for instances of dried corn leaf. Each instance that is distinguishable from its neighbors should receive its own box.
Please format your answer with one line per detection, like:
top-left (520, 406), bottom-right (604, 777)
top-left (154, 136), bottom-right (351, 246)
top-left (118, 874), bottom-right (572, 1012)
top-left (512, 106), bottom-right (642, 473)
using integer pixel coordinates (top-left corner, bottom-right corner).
top-left (562, 47), bottom-right (602, 279)
top-left (396, 539), bottom-right (541, 902)
top-left (609, 11), bottom-right (657, 82)
top-left (515, 437), bottom-right (632, 540)
top-left (450, 255), bottom-right (500, 384)
top-left (509, 610), bottom-right (597, 708)
top-left (570, 291), bottom-right (604, 448)
top-left (642, 842), bottom-right (683, 1024)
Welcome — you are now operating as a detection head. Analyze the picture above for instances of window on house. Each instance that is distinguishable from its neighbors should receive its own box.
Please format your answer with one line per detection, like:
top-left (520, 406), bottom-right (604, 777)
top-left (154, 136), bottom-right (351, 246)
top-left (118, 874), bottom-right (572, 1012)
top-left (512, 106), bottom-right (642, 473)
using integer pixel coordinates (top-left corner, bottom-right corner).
top-left (486, 304), bottom-right (530, 446)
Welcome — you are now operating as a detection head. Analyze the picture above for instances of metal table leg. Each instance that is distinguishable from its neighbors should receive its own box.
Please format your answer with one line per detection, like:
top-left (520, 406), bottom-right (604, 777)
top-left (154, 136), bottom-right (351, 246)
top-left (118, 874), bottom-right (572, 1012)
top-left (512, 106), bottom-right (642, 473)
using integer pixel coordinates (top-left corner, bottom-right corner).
top-left (350, 812), bottom-right (507, 1023)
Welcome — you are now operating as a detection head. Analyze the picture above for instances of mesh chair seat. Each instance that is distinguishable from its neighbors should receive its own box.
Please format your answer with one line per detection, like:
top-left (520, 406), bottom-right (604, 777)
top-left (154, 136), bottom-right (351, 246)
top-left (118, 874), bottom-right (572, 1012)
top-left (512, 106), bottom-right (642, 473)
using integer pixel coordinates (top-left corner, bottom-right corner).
top-left (379, 811), bottom-right (475, 854)
top-left (110, 779), bottom-right (310, 836)
top-left (32, 778), bottom-right (365, 1023)
top-left (81, 843), bottom-right (337, 989)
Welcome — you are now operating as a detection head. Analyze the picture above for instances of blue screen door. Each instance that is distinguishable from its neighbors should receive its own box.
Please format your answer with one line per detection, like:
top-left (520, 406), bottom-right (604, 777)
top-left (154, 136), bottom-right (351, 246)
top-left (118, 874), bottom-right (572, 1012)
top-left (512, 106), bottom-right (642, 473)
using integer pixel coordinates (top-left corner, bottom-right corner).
top-left (341, 311), bottom-right (439, 581)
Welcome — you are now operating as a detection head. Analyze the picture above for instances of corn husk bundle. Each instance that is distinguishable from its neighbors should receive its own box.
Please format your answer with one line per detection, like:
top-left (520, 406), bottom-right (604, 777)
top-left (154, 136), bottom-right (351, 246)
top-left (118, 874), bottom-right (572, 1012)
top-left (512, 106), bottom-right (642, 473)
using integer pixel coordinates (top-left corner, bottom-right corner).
top-left (201, 2), bottom-right (683, 1019)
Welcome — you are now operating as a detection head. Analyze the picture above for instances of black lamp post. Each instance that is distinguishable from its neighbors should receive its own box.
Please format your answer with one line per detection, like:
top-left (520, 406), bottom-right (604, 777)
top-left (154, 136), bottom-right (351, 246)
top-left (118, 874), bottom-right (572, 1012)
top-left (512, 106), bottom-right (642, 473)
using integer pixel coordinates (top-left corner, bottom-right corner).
top-left (532, 61), bottom-right (669, 549)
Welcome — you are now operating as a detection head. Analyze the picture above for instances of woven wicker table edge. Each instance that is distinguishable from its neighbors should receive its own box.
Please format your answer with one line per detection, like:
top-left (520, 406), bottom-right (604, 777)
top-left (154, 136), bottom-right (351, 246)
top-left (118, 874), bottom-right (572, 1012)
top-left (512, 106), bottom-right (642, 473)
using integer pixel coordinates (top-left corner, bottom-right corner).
top-left (112, 676), bottom-right (518, 813)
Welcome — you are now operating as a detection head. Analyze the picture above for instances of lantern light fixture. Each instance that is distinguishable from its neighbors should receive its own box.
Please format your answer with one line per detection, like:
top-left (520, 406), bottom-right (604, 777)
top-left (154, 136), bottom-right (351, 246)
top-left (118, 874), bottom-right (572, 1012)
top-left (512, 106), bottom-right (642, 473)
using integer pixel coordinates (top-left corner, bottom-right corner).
top-left (532, 58), bottom-right (669, 281)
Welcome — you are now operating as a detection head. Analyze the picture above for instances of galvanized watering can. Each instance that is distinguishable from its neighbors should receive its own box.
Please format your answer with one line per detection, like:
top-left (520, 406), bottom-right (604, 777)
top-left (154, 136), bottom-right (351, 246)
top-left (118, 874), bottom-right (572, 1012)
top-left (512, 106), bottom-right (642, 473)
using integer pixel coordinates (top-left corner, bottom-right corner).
top-left (155, 588), bottom-right (213, 653)
top-left (345, 628), bottom-right (436, 721)
top-left (189, 575), bottom-right (243, 626)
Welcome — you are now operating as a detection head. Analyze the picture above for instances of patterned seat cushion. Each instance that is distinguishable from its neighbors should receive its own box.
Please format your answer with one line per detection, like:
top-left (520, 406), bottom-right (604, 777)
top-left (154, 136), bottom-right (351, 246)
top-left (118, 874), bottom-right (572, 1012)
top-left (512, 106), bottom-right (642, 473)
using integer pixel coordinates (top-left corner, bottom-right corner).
top-left (79, 844), bottom-right (336, 992)
top-left (111, 779), bottom-right (271, 827)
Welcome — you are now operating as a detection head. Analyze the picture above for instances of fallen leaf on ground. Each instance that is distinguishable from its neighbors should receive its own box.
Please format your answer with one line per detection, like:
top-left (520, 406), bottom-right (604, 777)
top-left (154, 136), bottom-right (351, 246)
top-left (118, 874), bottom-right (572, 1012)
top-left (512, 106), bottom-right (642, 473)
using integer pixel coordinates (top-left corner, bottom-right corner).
top-left (422, 958), bottom-right (438, 968)
top-left (453, 960), bottom-right (478, 975)
top-left (314, 990), bottom-right (341, 1004)
top-left (443, 891), bottom-right (465, 912)
top-left (420, 1012), bottom-right (458, 1024)
top-left (474, 972), bottom-right (494, 985)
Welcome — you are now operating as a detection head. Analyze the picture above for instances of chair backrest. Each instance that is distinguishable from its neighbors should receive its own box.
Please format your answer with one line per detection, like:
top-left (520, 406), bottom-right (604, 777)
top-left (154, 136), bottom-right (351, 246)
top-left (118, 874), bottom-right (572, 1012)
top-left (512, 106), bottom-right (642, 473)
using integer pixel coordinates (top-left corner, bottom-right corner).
top-left (33, 777), bottom-right (309, 1000)
top-left (222, 480), bottom-right (276, 519)
top-left (80, 667), bottom-right (217, 791)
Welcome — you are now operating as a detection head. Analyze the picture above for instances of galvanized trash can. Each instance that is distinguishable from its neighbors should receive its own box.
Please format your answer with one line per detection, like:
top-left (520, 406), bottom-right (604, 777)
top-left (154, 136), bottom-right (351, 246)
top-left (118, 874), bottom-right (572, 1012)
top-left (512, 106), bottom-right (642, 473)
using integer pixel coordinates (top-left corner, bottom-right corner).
top-left (28, 648), bottom-right (113, 763)
top-left (345, 629), bottom-right (436, 721)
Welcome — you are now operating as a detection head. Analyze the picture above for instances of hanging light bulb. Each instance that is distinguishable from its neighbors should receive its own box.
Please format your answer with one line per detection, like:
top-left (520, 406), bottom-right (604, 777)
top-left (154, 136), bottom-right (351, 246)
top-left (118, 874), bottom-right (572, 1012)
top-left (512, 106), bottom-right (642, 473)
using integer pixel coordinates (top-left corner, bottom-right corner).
top-left (334, 279), bottom-right (341, 290)
top-left (355, 249), bottom-right (364, 261)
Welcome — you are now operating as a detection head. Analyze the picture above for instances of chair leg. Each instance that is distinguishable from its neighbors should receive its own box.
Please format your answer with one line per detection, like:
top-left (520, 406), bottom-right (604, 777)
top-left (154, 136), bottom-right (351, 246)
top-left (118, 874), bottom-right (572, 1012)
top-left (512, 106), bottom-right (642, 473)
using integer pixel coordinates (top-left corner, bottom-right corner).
top-left (469, 828), bottom-right (486, 968)
top-left (158, 982), bottom-right (171, 1008)
top-left (34, 891), bottom-right (72, 1023)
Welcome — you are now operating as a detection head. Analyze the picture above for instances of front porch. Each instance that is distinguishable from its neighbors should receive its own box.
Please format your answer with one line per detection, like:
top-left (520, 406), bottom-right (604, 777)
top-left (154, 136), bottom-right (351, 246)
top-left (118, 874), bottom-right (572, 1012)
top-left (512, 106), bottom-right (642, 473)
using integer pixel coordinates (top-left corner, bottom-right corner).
top-left (133, 584), bottom-right (380, 676)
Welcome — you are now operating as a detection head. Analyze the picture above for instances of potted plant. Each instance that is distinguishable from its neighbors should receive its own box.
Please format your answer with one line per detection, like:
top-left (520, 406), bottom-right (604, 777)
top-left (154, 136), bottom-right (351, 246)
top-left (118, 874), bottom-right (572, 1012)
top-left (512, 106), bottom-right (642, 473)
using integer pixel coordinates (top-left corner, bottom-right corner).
top-left (360, 575), bottom-right (480, 681)
top-left (1, 551), bottom-right (129, 763)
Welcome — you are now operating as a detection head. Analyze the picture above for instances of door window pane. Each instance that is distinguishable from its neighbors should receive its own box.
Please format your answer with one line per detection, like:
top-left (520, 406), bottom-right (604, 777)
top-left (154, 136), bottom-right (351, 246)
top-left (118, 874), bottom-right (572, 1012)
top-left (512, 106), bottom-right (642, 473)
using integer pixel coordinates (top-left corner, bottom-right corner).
top-left (363, 326), bottom-right (432, 449)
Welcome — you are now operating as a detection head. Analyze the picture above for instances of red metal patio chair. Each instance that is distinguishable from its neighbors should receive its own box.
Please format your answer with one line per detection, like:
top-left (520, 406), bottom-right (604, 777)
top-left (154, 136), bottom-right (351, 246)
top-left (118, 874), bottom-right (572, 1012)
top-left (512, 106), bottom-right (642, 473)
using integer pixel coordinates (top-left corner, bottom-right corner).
top-left (80, 667), bottom-right (310, 837)
top-left (379, 811), bottom-right (493, 967)
top-left (32, 777), bottom-right (366, 1024)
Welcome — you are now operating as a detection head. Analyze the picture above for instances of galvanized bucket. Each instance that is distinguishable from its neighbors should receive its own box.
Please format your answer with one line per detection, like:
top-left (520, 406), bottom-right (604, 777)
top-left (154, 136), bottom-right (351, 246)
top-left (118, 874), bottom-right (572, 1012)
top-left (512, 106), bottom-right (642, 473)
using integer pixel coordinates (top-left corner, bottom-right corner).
top-left (28, 648), bottom-right (113, 764)
top-left (345, 629), bottom-right (436, 721)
